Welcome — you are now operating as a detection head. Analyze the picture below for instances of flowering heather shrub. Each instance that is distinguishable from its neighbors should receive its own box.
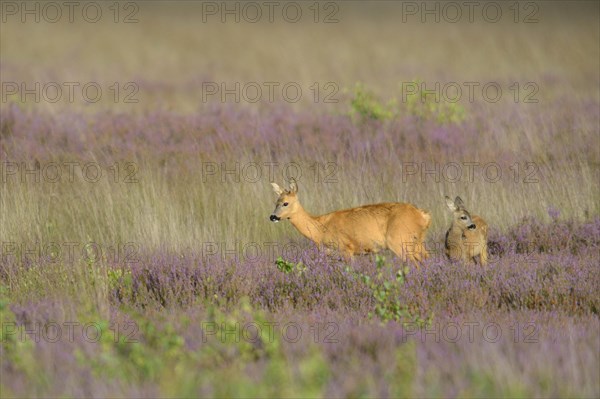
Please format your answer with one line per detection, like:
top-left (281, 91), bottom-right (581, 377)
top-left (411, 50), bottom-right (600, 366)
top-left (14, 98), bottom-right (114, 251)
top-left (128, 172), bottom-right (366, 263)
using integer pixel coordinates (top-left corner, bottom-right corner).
top-left (504, 215), bottom-right (600, 255)
top-left (116, 248), bottom-right (371, 313)
top-left (3, 219), bottom-right (595, 320)
top-left (2, 289), bottom-right (598, 398)
top-left (409, 250), bottom-right (599, 316)
top-left (79, 219), bottom-right (597, 320)
top-left (2, 100), bottom-right (598, 166)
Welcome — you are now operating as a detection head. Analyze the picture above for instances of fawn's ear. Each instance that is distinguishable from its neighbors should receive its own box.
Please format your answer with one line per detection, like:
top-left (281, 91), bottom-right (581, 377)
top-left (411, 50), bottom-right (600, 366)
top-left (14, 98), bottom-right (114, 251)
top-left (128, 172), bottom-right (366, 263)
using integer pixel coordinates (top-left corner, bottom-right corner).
top-left (454, 196), bottom-right (465, 209)
top-left (445, 196), bottom-right (458, 212)
top-left (271, 182), bottom-right (284, 196)
top-left (288, 178), bottom-right (298, 194)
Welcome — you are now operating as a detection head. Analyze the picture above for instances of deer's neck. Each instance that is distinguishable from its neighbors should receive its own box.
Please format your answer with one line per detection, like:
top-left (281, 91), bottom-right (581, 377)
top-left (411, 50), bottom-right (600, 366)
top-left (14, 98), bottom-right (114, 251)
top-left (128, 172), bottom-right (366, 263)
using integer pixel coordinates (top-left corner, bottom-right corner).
top-left (289, 205), bottom-right (325, 245)
top-left (447, 225), bottom-right (465, 242)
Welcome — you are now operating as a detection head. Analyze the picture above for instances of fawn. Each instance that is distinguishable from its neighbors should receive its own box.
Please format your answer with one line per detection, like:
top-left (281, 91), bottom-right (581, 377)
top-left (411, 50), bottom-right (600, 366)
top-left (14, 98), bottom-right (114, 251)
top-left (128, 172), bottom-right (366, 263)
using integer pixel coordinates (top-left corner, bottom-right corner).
top-left (444, 196), bottom-right (488, 265)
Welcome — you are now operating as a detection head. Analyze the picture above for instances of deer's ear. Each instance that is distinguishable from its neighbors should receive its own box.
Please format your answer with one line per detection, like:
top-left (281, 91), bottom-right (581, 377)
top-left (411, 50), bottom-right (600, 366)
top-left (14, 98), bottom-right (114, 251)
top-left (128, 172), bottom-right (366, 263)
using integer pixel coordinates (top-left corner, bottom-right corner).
top-left (445, 196), bottom-right (458, 212)
top-left (271, 182), bottom-right (284, 196)
top-left (454, 196), bottom-right (465, 209)
top-left (288, 178), bottom-right (298, 194)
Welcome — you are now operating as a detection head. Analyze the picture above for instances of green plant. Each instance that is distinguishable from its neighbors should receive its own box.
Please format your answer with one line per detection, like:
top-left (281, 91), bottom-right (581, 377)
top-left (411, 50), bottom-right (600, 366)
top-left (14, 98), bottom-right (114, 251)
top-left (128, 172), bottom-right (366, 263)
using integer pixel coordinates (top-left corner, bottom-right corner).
top-left (348, 81), bottom-right (466, 125)
top-left (204, 296), bottom-right (281, 361)
top-left (108, 267), bottom-right (133, 301)
top-left (349, 83), bottom-right (396, 121)
top-left (275, 257), bottom-right (306, 275)
top-left (354, 255), bottom-right (431, 326)
top-left (0, 285), bottom-right (36, 376)
top-left (403, 79), bottom-right (467, 124)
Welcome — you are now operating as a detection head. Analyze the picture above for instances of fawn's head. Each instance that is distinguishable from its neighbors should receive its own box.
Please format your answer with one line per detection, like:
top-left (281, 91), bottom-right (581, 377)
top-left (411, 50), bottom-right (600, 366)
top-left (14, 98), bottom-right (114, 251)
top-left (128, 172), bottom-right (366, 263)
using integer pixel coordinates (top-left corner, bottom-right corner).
top-left (445, 196), bottom-right (476, 230)
top-left (270, 178), bottom-right (300, 222)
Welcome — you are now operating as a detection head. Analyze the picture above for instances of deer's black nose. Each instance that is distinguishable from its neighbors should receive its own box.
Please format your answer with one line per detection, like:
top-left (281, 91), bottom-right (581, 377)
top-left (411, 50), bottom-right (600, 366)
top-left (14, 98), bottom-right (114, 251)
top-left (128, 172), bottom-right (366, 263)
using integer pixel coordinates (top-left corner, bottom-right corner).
top-left (270, 215), bottom-right (280, 222)
top-left (468, 224), bottom-right (476, 230)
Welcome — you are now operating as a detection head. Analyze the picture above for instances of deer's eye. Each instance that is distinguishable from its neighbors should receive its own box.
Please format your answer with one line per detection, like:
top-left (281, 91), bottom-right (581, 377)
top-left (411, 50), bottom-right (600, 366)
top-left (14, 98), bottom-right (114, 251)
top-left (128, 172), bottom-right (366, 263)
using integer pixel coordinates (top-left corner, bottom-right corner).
top-left (283, 202), bottom-right (289, 206)
top-left (460, 216), bottom-right (467, 220)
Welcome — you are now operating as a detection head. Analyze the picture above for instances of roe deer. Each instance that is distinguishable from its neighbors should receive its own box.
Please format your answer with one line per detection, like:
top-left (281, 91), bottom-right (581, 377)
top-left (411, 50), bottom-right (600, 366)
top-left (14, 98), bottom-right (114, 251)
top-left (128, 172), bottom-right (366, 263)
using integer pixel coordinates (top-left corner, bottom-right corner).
top-left (444, 196), bottom-right (488, 265)
top-left (269, 179), bottom-right (431, 264)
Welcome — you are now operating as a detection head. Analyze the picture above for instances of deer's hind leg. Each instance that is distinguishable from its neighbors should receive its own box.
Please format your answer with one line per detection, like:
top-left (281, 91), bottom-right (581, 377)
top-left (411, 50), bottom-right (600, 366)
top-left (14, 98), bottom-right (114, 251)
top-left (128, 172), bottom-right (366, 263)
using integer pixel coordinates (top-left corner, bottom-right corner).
top-left (387, 233), bottom-right (421, 266)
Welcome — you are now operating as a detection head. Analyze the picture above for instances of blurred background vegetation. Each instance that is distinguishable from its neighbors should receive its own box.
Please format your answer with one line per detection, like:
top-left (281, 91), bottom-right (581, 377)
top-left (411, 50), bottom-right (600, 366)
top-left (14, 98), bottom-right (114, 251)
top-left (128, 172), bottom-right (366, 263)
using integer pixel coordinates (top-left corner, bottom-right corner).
top-left (2, 1), bottom-right (598, 112)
